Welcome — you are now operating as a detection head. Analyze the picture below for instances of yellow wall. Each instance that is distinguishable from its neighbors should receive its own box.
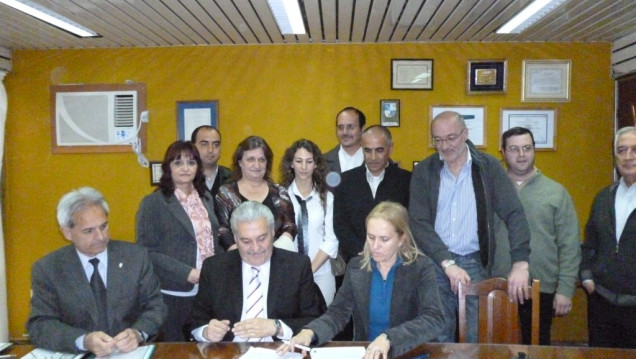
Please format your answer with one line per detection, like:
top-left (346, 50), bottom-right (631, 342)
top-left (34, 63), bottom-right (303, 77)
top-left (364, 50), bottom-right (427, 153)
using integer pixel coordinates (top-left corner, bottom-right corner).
top-left (3, 42), bottom-right (614, 342)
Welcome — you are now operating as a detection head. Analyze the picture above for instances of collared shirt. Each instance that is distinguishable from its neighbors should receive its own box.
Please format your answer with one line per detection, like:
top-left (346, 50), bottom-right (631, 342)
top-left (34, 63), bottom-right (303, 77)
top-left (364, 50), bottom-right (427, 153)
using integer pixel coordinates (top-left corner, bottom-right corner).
top-left (435, 147), bottom-right (479, 255)
top-left (366, 166), bottom-right (386, 199)
top-left (368, 256), bottom-right (402, 340)
top-left (616, 177), bottom-right (636, 242)
top-left (338, 145), bottom-right (363, 172)
top-left (288, 182), bottom-right (339, 276)
top-left (205, 166), bottom-right (219, 190)
top-left (77, 249), bottom-right (108, 286)
top-left (191, 259), bottom-right (292, 342)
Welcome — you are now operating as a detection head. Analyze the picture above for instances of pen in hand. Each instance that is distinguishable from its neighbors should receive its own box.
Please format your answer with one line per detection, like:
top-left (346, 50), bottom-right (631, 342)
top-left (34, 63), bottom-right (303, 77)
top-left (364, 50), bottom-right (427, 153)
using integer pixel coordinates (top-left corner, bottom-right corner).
top-left (282, 339), bottom-right (311, 352)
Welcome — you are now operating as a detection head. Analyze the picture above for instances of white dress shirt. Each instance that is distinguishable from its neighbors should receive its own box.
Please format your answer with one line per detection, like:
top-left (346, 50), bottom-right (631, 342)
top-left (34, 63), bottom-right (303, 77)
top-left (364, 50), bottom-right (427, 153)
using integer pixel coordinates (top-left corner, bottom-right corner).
top-left (338, 145), bottom-right (363, 172)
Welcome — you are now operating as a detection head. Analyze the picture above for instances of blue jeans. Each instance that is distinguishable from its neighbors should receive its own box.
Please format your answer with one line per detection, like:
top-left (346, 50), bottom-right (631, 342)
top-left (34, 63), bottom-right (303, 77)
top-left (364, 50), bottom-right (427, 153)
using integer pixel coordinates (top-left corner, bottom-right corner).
top-left (434, 251), bottom-right (487, 343)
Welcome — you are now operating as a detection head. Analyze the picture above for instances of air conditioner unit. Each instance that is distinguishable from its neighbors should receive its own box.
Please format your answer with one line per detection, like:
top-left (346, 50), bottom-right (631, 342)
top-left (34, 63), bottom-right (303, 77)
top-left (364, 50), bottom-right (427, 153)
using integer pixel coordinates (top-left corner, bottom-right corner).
top-left (51, 83), bottom-right (146, 154)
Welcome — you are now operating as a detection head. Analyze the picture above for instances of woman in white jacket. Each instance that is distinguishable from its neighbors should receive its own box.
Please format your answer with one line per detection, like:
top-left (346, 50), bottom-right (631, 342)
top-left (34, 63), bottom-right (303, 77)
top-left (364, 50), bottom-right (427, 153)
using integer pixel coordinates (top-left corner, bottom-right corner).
top-left (280, 139), bottom-right (339, 305)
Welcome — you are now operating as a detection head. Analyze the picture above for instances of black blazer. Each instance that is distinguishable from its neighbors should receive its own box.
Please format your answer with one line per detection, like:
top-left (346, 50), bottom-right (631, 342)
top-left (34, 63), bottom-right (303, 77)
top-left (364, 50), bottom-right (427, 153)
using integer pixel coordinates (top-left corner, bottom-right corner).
top-left (136, 190), bottom-right (221, 292)
top-left (334, 164), bottom-right (411, 261)
top-left (324, 145), bottom-right (341, 174)
top-left (185, 248), bottom-right (326, 341)
top-left (208, 165), bottom-right (232, 198)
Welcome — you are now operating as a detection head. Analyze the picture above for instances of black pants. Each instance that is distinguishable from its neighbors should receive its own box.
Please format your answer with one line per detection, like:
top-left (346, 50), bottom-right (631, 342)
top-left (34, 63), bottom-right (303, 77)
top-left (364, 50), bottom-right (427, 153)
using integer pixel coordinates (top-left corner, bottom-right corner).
top-left (519, 292), bottom-right (555, 345)
top-left (587, 291), bottom-right (636, 348)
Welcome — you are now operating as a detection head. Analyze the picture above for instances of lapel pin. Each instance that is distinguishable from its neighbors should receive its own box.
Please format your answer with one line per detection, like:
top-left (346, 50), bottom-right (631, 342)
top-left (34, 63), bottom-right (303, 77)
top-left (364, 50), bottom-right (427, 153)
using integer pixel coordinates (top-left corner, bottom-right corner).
top-left (119, 262), bottom-right (123, 268)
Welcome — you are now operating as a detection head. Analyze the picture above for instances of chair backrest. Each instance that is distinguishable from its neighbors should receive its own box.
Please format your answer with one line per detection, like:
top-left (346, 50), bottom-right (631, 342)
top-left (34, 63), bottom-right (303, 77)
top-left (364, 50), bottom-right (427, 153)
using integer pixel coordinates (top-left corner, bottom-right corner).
top-left (458, 277), bottom-right (540, 344)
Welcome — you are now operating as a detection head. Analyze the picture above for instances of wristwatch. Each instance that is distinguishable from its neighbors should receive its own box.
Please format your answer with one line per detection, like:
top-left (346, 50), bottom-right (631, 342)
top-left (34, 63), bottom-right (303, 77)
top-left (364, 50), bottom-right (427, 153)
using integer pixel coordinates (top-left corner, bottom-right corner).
top-left (274, 319), bottom-right (282, 337)
top-left (442, 259), bottom-right (456, 269)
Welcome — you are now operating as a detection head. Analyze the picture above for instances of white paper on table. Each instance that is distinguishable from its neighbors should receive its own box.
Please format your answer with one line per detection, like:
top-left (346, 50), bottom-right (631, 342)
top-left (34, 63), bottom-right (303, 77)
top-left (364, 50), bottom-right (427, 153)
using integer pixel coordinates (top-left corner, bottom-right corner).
top-left (310, 346), bottom-right (366, 359)
top-left (239, 346), bottom-right (302, 359)
top-left (21, 348), bottom-right (86, 359)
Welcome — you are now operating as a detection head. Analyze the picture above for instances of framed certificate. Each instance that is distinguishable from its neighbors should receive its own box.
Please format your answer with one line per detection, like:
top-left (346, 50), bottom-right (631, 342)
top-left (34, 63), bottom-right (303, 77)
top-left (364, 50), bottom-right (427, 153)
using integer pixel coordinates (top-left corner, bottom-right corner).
top-left (522, 60), bottom-right (571, 102)
top-left (391, 59), bottom-right (434, 90)
top-left (500, 108), bottom-right (557, 150)
top-left (467, 60), bottom-right (507, 94)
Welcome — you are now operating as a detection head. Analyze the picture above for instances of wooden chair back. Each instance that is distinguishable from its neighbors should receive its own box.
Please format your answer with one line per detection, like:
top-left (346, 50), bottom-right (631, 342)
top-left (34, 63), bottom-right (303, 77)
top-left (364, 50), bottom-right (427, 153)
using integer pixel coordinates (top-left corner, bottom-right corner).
top-left (458, 277), bottom-right (540, 344)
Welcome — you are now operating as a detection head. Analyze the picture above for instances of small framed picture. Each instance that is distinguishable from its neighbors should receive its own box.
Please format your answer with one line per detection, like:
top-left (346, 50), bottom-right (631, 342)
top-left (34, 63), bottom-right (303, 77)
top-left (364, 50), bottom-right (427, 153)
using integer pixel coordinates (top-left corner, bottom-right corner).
top-left (467, 60), bottom-right (507, 94)
top-left (500, 108), bottom-right (557, 150)
top-left (177, 100), bottom-right (218, 141)
top-left (149, 161), bottom-right (163, 186)
top-left (380, 99), bottom-right (400, 127)
top-left (430, 105), bottom-right (486, 148)
top-left (391, 59), bottom-right (434, 90)
top-left (522, 60), bottom-right (571, 102)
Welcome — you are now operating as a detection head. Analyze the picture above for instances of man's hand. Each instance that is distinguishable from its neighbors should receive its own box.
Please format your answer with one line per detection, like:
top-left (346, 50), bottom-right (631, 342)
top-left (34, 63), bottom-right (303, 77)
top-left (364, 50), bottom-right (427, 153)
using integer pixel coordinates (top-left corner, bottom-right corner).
top-left (582, 280), bottom-right (595, 295)
top-left (553, 293), bottom-right (573, 316)
top-left (203, 319), bottom-right (231, 342)
top-left (508, 261), bottom-right (530, 304)
top-left (112, 328), bottom-right (141, 353)
top-left (83, 331), bottom-right (115, 357)
top-left (365, 333), bottom-right (391, 359)
top-left (444, 264), bottom-right (471, 294)
top-left (232, 318), bottom-right (275, 340)
top-left (276, 328), bottom-right (313, 356)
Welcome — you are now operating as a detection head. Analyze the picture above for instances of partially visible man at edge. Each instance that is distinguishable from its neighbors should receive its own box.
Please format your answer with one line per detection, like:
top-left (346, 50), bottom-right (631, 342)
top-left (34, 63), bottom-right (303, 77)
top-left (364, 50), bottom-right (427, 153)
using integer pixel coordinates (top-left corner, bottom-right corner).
top-left (580, 126), bottom-right (636, 349)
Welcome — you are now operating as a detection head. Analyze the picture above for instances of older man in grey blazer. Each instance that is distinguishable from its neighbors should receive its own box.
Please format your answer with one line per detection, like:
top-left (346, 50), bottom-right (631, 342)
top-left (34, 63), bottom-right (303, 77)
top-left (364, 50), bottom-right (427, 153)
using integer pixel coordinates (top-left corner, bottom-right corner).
top-left (27, 187), bottom-right (166, 356)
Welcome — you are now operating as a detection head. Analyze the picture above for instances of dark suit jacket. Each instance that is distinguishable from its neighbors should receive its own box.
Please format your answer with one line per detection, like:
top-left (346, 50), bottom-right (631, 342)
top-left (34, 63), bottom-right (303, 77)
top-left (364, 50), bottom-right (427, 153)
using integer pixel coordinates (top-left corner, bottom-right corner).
top-left (324, 145), bottom-right (341, 173)
top-left (27, 241), bottom-right (167, 353)
top-left (136, 190), bottom-right (221, 291)
top-left (334, 164), bottom-right (411, 261)
top-left (208, 165), bottom-right (232, 198)
top-left (307, 256), bottom-right (444, 357)
top-left (185, 248), bottom-right (326, 341)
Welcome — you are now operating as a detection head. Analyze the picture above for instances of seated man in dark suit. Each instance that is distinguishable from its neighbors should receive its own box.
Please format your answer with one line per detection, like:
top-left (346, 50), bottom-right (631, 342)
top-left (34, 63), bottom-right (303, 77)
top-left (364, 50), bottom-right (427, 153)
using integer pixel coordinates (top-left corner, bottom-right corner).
top-left (27, 187), bottom-right (167, 357)
top-left (186, 201), bottom-right (325, 342)
top-left (334, 125), bottom-right (411, 262)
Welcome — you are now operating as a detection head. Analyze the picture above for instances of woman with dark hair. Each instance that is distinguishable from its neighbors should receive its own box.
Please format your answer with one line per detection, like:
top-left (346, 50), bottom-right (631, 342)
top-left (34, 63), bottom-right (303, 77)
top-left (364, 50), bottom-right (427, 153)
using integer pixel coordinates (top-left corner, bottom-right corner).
top-left (281, 139), bottom-right (338, 304)
top-left (216, 135), bottom-right (296, 251)
top-left (278, 202), bottom-right (444, 358)
top-left (136, 140), bottom-right (220, 341)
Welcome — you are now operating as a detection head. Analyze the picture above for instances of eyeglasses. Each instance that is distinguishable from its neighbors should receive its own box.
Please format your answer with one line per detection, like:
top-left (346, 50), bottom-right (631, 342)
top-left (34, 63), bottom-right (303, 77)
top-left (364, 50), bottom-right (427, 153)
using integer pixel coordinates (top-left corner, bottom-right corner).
top-left (506, 145), bottom-right (534, 155)
top-left (616, 146), bottom-right (636, 158)
top-left (432, 128), bottom-right (466, 146)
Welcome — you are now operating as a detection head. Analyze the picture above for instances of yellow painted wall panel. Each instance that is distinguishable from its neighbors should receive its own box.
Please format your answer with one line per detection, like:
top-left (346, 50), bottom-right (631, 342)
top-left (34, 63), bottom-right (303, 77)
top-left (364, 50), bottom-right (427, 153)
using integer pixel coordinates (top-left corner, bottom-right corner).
top-left (3, 42), bottom-right (613, 343)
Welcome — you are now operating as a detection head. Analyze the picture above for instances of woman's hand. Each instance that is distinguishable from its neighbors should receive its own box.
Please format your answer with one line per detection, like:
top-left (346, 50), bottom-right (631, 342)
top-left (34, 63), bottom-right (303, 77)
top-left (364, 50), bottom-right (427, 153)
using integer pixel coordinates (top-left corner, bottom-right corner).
top-left (276, 329), bottom-right (314, 356)
top-left (365, 333), bottom-right (390, 359)
top-left (187, 269), bottom-right (200, 284)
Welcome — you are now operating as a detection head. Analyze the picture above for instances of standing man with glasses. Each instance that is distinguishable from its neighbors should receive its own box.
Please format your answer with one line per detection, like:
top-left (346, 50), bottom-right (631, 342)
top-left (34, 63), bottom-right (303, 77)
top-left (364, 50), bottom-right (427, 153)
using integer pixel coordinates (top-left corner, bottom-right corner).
top-left (494, 127), bottom-right (581, 345)
top-left (324, 107), bottom-right (366, 174)
top-left (409, 111), bottom-right (531, 343)
top-left (580, 126), bottom-right (636, 348)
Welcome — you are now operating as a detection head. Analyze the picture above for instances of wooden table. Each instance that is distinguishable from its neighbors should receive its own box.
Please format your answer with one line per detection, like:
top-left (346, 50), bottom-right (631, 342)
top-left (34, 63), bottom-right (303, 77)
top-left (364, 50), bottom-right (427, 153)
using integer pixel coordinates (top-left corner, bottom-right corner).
top-left (5, 341), bottom-right (636, 358)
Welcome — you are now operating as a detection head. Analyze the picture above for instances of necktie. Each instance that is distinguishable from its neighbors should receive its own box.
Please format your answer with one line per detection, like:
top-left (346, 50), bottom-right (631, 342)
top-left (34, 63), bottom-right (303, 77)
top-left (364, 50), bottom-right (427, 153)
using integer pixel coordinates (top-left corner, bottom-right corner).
top-left (294, 195), bottom-right (311, 256)
top-left (89, 258), bottom-right (108, 330)
top-left (245, 267), bottom-right (264, 342)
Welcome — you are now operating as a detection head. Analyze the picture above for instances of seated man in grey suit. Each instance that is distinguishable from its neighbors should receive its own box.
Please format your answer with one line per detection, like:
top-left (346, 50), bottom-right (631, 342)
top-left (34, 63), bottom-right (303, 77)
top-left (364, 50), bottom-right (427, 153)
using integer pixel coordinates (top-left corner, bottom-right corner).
top-left (27, 187), bottom-right (167, 357)
top-left (186, 201), bottom-right (325, 342)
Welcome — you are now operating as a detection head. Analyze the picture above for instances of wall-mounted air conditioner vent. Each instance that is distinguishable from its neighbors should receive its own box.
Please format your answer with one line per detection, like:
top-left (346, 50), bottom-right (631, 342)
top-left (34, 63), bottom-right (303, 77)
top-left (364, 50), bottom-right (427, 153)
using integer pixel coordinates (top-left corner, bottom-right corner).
top-left (51, 83), bottom-right (146, 154)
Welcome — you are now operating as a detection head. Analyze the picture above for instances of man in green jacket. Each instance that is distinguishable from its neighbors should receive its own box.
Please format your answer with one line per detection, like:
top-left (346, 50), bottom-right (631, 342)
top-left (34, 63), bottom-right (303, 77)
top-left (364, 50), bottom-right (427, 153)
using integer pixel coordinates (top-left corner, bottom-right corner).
top-left (495, 127), bottom-right (581, 345)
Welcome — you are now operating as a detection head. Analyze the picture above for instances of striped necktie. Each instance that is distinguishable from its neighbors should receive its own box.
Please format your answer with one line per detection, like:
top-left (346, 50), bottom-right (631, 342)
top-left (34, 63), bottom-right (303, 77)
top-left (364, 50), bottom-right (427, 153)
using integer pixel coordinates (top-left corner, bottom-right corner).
top-left (244, 267), bottom-right (264, 342)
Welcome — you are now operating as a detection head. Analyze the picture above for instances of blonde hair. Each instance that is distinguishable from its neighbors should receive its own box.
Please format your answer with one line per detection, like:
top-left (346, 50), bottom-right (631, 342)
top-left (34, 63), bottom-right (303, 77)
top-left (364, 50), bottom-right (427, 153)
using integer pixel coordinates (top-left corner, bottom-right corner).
top-left (360, 201), bottom-right (421, 271)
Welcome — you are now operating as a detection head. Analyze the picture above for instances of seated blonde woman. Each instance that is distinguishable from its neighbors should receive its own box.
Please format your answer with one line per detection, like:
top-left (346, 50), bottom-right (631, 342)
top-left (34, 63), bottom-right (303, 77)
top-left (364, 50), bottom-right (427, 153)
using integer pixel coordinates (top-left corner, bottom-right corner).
top-left (278, 201), bottom-right (444, 358)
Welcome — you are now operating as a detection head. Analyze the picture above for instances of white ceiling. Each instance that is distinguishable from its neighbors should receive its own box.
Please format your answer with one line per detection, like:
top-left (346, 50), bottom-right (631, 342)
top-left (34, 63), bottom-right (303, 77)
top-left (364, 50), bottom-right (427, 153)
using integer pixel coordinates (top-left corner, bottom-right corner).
top-left (1, 0), bottom-right (635, 50)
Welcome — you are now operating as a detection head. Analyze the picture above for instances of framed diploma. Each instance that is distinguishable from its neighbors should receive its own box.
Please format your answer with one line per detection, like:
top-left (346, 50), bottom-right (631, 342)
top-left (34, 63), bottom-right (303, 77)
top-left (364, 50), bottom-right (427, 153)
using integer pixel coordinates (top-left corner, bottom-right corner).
top-left (522, 60), bottom-right (571, 102)
top-left (500, 108), bottom-right (557, 150)
top-left (391, 59), bottom-right (434, 90)
top-left (380, 99), bottom-right (400, 127)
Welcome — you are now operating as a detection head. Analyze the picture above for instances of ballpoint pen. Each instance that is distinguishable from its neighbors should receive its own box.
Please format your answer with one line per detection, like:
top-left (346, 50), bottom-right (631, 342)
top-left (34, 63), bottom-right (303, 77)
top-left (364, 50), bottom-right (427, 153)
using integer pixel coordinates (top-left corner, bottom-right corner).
top-left (281, 340), bottom-right (311, 352)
